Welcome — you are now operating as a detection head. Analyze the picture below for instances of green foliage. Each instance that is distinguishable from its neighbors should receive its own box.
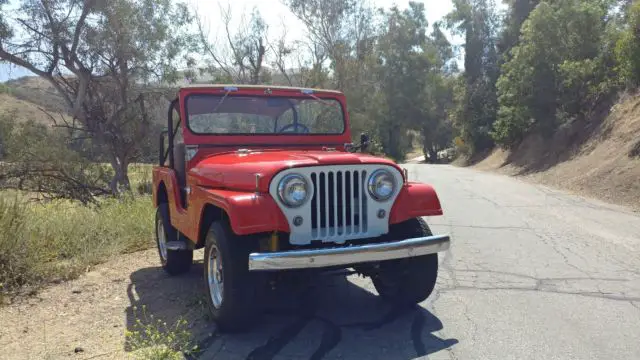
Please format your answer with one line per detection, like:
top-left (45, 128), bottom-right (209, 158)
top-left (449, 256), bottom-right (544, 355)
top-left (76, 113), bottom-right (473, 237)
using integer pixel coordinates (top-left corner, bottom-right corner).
top-left (0, 192), bottom-right (153, 299)
top-left (497, 0), bottom-right (540, 57)
top-left (372, 3), bottom-right (433, 160)
top-left (492, 0), bottom-right (615, 148)
top-left (126, 305), bottom-right (198, 360)
top-left (615, 1), bottom-right (640, 88)
top-left (446, 0), bottom-right (501, 154)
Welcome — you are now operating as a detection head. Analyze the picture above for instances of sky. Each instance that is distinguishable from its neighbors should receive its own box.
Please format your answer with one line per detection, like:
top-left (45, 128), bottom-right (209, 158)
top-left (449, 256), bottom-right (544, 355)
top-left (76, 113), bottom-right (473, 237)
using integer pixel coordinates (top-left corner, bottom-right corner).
top-left (0, 0), bottom-right (464, 82)
top-left (190, 0), bottom-right (457, 43)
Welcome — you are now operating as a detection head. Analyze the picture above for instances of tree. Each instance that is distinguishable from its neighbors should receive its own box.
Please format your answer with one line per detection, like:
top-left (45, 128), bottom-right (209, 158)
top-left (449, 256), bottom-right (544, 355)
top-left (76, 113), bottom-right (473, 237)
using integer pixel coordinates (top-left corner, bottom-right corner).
top-left (284, 0), bottom-right (368, 90)
top-left (0, 0), bottom-right (195, 193)
top-left (492, 0), bottom-right (615, 148)
top-left (446, 0), bottom-right (501, 155)
top-left (0, 113), bottom-right (111, 204)
top-left (283, 0), bottom-right (381, 142)
top-left (372, 3), bottom-right (431, 159)
top-left (497, 0), bottom-right (540, 58)
top-left (196, 5), bottom-right (270, 84)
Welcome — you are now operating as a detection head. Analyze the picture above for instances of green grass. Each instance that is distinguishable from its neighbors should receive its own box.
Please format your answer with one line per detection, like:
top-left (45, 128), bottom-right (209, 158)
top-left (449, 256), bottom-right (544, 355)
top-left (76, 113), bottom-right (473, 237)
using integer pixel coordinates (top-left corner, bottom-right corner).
top-left (126, 305), bottom-right (199, 360)
top-left (0, 83), bottom-right (12, 95)
top-left (0, 165), bottom-right (156, 302)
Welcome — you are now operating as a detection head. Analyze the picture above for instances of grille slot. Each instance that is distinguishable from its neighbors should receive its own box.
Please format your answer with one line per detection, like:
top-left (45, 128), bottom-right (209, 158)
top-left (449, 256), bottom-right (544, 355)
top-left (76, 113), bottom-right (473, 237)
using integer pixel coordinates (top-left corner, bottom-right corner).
top-left (311, 170), bottom-right (368, 239)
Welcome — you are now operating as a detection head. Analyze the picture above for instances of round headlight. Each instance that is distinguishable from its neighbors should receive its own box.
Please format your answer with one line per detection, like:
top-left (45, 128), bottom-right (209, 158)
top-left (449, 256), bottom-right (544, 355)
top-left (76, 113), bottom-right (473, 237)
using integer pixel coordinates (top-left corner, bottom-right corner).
top-left (277, 174), bottom-right (309, 207)
top-left (367, 169), bottom-right (396, 201)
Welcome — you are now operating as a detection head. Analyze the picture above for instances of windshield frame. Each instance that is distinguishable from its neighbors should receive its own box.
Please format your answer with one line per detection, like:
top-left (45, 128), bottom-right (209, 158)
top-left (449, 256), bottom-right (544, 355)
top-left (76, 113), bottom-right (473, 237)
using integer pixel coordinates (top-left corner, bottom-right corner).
top-left (183, 93), bottom-right (347, 136)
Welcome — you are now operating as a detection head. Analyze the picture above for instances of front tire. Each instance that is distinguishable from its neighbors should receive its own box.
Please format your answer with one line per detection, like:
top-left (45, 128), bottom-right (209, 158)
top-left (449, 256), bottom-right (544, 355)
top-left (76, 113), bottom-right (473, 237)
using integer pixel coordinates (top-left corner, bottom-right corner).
top-left (371, 218), bottom-right (439, 305)
top-left (203, 221), bottom-right (265, 332)
top-left (155, 203), bottom-right (193, 276)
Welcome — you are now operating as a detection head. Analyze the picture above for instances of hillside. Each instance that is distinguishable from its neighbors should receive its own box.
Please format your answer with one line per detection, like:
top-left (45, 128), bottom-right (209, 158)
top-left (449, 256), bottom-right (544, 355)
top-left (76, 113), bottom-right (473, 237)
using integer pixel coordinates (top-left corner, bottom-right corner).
top-left (469, 93), bottom-right (640, 211)
top-left (0, 76), bottom-right (68, 125)
top-left (0, 93), bottom-right (59, 124)
top-left (3, 76), bottom-right (68, 114)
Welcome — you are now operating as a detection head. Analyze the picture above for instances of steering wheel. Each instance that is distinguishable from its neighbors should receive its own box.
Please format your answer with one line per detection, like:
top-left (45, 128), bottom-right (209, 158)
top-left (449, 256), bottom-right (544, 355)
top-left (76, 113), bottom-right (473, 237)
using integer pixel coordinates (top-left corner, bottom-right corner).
top-left (278, 123), bottom-right (310, 134)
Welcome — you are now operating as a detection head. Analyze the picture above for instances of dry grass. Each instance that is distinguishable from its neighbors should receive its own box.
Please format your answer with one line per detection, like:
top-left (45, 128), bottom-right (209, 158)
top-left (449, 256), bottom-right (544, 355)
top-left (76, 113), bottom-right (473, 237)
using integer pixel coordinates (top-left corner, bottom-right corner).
top-left (0, 165), bottom-right (156, 301)
top-left (0, 94), bottom-right (60, 125)
top-left (3, 76), bottom-right (68, 114)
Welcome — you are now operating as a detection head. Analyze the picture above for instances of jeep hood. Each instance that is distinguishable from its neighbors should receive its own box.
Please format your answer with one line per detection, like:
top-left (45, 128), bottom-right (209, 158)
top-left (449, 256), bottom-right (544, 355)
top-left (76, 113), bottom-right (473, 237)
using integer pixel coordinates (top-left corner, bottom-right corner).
top-left (189, 150), bottom-right (399, 192)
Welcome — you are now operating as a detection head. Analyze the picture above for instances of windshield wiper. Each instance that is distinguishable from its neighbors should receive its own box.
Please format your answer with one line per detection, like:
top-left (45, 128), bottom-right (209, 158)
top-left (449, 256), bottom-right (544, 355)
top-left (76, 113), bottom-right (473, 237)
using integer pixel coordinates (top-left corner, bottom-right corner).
top-left (211, 86), bottom-right (237, 114)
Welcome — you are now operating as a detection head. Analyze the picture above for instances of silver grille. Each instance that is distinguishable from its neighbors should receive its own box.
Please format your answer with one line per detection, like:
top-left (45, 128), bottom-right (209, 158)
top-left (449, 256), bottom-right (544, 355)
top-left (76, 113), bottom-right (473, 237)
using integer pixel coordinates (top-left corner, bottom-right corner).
top-left (309, 170), bottom-right (368, 239)
top-left (269, 164), bottom-right (403, 245)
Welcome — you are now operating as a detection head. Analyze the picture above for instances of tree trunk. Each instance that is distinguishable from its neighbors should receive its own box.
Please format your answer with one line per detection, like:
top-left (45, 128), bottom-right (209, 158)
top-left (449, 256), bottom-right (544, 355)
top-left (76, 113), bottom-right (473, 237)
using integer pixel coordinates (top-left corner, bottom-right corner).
top-left (109, 156), bottom-right (131, 194)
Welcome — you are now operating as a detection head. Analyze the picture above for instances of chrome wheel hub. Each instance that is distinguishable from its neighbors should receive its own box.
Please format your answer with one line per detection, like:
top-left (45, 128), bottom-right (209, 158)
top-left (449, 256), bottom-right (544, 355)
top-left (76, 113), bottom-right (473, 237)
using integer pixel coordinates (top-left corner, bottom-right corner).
top-left (157, 218), bottom-right (168, 261)
top-left (208, 245), bottom-right (224, 308)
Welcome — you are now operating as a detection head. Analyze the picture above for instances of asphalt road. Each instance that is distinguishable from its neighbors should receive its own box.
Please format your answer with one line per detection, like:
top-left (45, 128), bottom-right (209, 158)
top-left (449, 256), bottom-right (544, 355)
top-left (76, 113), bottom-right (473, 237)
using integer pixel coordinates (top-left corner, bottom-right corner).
top-left (197, 164), bottom-right (640, 360)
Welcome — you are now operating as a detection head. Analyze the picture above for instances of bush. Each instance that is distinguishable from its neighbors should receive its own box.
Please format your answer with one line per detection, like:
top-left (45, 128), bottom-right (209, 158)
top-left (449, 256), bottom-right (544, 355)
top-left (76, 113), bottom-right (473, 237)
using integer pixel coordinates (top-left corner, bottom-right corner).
top-left (0, 193), bottom-right (154, 300)
top-left (0, 114), bottom-right (112, 204)
top-left (0, 83), bottom-right (12, 95)
top-left (0, 196), bottom-right (41, 294)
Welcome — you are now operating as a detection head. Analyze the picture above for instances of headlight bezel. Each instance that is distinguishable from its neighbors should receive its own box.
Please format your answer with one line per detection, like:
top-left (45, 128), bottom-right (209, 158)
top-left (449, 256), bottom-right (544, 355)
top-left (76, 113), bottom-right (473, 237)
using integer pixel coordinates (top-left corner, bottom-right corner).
top-left (367, 169), bottom-right (397, 201)
top-left (277, 173), bottom-right (310, 208)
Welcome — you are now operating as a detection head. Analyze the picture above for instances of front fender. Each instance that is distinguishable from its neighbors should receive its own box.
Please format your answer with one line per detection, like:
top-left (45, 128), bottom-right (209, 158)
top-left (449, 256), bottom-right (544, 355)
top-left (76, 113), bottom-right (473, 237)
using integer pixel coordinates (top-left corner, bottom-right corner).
top-left (389, 182), bottom-right (443, 225)
top-left (196, 187), bottom-right (290, 236)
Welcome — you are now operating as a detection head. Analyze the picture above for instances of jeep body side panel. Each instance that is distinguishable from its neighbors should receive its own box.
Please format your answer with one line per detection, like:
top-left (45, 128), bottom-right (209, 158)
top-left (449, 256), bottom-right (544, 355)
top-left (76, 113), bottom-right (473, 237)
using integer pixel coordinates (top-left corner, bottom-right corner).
top-left (153, 167), bottom-right (191, 234)
top-left (153, 167), bottom-right (289, 242)
top-left (389, 182), bottom-right (443, 225)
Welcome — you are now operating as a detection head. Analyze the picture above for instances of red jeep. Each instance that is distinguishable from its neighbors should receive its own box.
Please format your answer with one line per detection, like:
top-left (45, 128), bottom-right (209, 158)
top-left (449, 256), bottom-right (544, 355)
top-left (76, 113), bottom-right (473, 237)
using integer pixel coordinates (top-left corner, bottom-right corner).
top-left (152, 84), bottom-right (450, 331)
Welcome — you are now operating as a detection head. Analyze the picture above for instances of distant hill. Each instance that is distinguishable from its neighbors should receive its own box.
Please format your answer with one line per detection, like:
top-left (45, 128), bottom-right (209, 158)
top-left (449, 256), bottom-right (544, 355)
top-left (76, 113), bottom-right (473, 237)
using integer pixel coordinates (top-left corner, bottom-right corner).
top-left (3, 76), bottom-right (68, 115)
top-left (1, 67), bottom-right (310, 119)
top-left (0, 93), bottom-right (60, 125)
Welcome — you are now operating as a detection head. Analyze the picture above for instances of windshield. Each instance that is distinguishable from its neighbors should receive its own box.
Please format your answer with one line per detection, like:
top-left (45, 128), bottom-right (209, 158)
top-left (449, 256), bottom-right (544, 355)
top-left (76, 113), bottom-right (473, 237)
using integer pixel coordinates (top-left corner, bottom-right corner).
top-left (185, 94), bottom-right (345, 135)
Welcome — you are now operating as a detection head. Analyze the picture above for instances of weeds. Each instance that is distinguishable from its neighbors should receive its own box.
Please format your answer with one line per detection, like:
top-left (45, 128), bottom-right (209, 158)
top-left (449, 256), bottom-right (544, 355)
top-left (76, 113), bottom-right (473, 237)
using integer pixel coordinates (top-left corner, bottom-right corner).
top-left (126, 305), bottom-right (198, 360)
top-left (0, 192), bottom-right (154, 300)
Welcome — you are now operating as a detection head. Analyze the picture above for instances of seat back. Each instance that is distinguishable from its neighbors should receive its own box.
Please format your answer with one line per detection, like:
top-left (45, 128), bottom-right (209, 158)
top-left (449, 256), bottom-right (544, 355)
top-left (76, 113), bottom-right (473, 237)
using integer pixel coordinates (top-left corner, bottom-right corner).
top-left (173, 141), bottom-right (186, 187)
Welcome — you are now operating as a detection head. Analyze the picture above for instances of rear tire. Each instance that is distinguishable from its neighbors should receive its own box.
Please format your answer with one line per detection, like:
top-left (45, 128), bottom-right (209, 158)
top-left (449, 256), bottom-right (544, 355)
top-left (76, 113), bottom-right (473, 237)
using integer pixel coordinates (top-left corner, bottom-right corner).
top-left (155, 203), bottom-right (193, 276)
top-left (371, 218), bottom-right (439, 305)
top-left (203, 221), bottom-right (265, 333)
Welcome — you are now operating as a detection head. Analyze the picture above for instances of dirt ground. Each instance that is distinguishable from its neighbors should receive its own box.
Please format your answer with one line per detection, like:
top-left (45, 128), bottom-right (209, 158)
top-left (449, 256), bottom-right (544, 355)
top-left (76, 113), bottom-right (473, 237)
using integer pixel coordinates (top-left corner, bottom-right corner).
top-left (0, 247), bottom-right (454, 360)
top-left (0, 249), bottom-right (214, 360)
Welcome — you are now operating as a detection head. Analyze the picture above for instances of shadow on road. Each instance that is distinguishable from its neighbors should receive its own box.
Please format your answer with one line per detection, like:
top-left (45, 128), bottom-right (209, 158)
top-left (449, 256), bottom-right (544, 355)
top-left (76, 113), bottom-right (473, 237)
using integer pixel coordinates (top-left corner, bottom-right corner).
top-left (125, 259), bottom-right (458, 359)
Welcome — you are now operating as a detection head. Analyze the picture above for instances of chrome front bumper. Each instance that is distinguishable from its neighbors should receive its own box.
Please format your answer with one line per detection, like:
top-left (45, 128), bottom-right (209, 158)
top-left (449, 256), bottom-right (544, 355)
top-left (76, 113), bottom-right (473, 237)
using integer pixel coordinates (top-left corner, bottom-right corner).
top-left (248, 234), bottom-right (450, 271)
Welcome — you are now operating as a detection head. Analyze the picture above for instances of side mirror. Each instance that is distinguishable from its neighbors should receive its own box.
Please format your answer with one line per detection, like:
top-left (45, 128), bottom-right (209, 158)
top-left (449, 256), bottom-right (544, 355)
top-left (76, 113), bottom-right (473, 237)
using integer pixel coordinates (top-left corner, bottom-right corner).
top-left (360, 133), bottom-right (370, 152)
